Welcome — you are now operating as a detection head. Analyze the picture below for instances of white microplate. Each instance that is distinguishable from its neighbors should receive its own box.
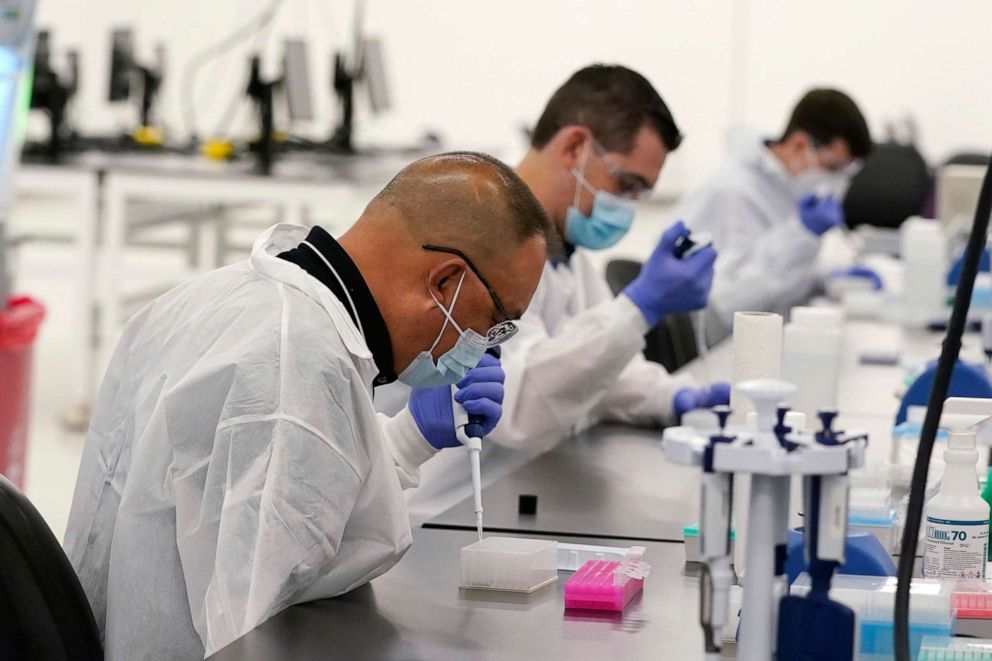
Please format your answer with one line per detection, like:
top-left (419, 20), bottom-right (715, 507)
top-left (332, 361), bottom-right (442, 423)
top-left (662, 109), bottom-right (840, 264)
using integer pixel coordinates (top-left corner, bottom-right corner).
top-left (459, 536), bottom-right (558, 593)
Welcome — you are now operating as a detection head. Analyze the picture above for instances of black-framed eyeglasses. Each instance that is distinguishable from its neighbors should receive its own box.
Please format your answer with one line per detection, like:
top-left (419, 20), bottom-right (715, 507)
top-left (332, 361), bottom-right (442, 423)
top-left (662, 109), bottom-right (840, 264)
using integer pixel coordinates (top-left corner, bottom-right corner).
top-left (423, 244), bottom-right (519, 346)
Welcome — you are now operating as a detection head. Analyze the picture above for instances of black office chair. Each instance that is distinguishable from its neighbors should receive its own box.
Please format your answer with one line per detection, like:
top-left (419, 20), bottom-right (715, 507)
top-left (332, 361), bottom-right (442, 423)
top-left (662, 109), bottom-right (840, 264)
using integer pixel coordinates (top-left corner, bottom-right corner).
top-left (944, 152), bottom-right (991, 167)
top-left (604, 258), bottom-right (699, 372)
top-left (843, 141), bottom-right (931, 230)
top-left (0, 475), bottom-right (103, 660)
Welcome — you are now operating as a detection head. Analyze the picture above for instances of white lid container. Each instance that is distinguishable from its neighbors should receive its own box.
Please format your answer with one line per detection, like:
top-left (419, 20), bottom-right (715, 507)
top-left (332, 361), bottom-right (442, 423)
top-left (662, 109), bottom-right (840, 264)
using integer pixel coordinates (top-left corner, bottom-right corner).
top-left (459, 536), bottom-right (558, 593)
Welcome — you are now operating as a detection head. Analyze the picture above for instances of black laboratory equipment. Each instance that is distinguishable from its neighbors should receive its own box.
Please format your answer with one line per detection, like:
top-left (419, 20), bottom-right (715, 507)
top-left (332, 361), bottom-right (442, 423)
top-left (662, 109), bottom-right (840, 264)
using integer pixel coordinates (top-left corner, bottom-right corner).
top-left (242, 39), bottom-right (317, 174)
top-left (22, 30), bottom-right (79, 163)
top-left (245, 55), bottom-right (278, 175)
top-left (326, 36), bottom-right (391, 154)
top-left (325, 0), bottom-right (391, 154)
top-left (107, 28), bottom-right (167, 149)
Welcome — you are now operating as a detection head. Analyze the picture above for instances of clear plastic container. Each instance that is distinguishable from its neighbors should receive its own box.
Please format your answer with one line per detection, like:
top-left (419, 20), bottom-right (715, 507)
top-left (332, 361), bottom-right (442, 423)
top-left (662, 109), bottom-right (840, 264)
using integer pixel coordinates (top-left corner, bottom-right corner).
top-left (791, 574), bottom-right (954, 659)
top-left (459, 536), bottom-right (558, 593)
top-left (556, 542), bottom-right (643, 571)
top-left (917, 635), bottom-right (992, 660)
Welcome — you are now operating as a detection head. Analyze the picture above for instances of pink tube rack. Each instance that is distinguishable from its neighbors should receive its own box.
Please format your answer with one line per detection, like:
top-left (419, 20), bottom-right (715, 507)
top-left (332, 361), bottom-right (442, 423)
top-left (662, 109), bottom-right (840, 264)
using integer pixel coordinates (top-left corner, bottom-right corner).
top-left (951, 579), bottom-right (992, 619)
top-left (563, 560), bottom-right (644, 612)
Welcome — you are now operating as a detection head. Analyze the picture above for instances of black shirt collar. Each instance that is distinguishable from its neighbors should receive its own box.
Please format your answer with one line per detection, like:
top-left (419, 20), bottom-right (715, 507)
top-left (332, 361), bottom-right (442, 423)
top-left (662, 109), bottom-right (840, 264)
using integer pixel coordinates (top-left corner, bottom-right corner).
top-left (551, 241), bottom-right (577, 267)
top-left (278, 226), bottom-right (397, 386)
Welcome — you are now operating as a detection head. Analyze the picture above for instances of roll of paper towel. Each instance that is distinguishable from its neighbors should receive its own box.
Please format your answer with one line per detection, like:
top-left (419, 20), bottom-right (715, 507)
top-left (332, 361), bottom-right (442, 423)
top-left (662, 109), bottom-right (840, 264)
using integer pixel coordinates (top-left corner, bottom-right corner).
top-left (731, 311), bottom-right (784, 423)
top-left (782, 322), bottom-right (843, 421)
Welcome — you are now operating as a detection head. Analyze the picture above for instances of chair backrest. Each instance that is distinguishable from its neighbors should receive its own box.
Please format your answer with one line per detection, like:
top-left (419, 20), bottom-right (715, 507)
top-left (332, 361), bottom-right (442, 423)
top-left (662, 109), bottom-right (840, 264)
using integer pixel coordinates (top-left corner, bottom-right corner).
top-left (0, 474), bottom-right (103, 660)
top-left (604, 258), bottom-right (699, 372)
top-left (944, 152), bottom-right (991, 168)
top-left (843, 142), bottom-right (931, 230)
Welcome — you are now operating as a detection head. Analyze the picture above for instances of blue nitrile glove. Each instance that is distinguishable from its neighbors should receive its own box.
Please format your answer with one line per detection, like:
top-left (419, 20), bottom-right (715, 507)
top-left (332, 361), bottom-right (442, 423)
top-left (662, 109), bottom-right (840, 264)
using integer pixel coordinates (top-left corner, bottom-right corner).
top-left (828, 266), bottom-right (883, 290)
top-left (798, 193), bottom-right (844, 236)
top-left (673, 382), bottom-right (732, 423)
top-left (622, 220), bottom-right (717, 327)
top-left (408, 352), bottom-right (505, 449)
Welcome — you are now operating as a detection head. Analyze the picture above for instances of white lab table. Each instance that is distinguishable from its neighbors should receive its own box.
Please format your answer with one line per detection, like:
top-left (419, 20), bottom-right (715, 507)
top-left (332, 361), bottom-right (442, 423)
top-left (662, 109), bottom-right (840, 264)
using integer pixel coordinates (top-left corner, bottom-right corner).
top-left (11, 150), bottom-right (427, 420)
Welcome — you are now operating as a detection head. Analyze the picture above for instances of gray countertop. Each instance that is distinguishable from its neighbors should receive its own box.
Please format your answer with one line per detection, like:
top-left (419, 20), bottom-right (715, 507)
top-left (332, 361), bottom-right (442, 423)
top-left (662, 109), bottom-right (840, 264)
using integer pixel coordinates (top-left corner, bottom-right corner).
top-left (210, 527), bottom-right (724, 661)
top-left (424, 424), bottom-right (699, 542)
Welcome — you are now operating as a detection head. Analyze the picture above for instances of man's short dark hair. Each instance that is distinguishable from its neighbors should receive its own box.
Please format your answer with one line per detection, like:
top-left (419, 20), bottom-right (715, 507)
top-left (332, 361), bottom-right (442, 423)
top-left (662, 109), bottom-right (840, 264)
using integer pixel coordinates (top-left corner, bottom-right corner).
top-left (781, 88), bottom-right (872, 159)
top-left (530, 64), bottom-right (682, 154)
top-left (374, 151), bottom-right (561, 261)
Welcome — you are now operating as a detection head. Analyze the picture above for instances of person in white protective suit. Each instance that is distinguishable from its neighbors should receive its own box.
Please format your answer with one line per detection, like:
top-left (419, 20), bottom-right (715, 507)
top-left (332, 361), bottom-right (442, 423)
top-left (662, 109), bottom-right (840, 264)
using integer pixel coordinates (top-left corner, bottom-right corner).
top-left (63, 152), bottom-right (555, 660)
top-left (673, 88), bottom-right (875, 344)
top-left (376, 65), bottom-right (732, 524)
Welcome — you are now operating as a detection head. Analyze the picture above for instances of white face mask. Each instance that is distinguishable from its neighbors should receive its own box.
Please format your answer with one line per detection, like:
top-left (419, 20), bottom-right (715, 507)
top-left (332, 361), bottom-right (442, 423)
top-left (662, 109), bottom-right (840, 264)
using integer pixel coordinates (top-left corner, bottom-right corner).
top-left (792, 145), bottom-right (850, 199)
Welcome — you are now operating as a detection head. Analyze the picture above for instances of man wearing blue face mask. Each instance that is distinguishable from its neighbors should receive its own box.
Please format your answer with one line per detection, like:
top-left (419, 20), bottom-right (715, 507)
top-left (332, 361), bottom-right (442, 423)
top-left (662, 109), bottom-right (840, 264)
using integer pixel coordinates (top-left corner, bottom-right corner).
top-left (673, 88), bottom-right (875, 343)
top-left (63, 153), bottom-right (555, 659)
top-left (387, 65), bottom-right (728, 524)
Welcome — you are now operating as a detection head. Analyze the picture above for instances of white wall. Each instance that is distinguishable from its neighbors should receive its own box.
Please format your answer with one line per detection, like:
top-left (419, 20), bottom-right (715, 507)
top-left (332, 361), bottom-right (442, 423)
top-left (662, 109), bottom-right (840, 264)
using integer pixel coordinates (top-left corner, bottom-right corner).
top-left (32, 0), bottom-right (992, 190)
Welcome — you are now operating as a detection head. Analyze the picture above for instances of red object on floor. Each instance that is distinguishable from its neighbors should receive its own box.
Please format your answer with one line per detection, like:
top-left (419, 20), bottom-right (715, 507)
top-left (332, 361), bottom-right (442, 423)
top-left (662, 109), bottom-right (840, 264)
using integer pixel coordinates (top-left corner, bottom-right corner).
top-left (0, 297), bottom-right (45, 488)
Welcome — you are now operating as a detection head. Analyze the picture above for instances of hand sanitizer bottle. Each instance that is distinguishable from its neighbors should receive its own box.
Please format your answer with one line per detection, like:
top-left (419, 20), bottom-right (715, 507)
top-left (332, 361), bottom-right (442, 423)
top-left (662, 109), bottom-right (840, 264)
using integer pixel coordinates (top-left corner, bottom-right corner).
top-left (923, 407), bottom-right (992, 579)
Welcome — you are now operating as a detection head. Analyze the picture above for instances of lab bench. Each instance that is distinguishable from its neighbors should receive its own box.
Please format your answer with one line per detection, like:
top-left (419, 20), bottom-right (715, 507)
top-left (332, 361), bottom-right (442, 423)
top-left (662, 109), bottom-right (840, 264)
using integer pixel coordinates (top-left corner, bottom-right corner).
top-left (212, 298), bottom-right (984, 657)
top-left (423, 424), bottom-right (699, 542)
top-left (208, 528), bottom-right (721, 661)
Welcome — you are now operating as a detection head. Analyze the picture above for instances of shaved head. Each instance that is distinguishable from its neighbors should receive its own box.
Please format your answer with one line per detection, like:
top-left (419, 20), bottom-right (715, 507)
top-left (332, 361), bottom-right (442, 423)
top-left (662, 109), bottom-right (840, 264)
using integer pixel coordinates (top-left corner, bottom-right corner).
top-left (365, 151), bottom-right (560, 265)
top-left (340, 151), bottom-right (554, 376)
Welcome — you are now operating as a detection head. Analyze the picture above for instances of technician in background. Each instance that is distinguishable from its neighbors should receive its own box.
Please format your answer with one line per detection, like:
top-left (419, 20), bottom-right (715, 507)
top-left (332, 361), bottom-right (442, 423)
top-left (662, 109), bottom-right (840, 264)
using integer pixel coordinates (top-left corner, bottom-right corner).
top-left (63, 153), bottom-right (554, 660)
top-left (674, 88), bottom-right (872, 342)
top-left (397, 65), bottom-right (728, 522)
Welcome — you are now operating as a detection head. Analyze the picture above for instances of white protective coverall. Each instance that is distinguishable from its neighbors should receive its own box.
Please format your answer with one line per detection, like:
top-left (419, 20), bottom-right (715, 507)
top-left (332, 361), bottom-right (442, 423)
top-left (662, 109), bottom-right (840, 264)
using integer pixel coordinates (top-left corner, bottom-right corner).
top-left (378, 247), bottom-right (693, 524)
top-left (63, 224), bottom-right (438, 659)
top-left (674, 128), bottom-right (823, 341)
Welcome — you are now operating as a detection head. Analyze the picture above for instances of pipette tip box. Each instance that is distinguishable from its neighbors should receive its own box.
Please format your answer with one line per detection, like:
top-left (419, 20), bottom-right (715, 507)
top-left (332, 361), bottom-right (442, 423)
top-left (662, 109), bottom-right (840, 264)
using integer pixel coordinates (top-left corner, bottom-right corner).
top-left (563, 558), bottom-right (647, 612)
top-left (459, 536), bottom-right (558, 593)
top-left (917, 635), bottom-right (992, 660)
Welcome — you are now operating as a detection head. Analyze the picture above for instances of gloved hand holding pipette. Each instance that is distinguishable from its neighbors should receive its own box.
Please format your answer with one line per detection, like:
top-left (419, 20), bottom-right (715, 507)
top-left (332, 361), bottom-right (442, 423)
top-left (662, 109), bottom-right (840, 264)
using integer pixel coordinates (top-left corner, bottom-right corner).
top-left (798, 193), bottom-right (844, 236)
top-left (623, 220), bottom-right (717, 327)
top-left (408, 350), bottom-right (505, 540)
top-left (408, 351), bottom-right (505, 449)
top-left (673, 383), bottom-right (731, 423)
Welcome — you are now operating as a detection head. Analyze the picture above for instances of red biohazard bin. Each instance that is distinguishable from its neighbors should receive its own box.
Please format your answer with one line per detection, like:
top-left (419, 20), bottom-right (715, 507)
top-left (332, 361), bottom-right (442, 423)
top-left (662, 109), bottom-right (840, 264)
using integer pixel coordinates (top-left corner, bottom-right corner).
top-left (0, 296), bottom-right (45, 488)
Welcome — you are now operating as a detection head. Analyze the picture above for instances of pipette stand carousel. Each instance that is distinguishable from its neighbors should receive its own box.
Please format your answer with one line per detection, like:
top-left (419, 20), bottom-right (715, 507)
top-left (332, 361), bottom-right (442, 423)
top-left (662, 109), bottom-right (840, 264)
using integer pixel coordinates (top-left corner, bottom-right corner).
top-left (662, 379), bottom-right (868, 661)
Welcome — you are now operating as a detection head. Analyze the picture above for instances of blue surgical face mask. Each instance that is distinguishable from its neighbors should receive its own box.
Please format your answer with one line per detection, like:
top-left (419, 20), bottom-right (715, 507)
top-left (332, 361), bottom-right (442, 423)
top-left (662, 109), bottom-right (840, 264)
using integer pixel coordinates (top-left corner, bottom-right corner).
top-left (397, 272), bottom-right (488, 388)
top-left (564, 143), bottom-right (637, 250)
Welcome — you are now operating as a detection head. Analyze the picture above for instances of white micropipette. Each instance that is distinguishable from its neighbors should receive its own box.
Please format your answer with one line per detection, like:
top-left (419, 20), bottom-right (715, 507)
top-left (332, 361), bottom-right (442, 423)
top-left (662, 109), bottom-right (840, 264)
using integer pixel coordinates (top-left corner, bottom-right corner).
top-left (673, 230), bottom-right (714, 378)
top-left (453, 388), bottom-right (485, 541)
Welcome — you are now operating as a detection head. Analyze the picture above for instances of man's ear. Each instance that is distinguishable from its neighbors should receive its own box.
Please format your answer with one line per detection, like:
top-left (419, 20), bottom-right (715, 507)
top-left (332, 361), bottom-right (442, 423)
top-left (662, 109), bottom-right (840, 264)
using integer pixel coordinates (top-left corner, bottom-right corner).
top-left (426, 259), bottom-right (466, 308)
top-left (555, 125), bottom-right (592, 171)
